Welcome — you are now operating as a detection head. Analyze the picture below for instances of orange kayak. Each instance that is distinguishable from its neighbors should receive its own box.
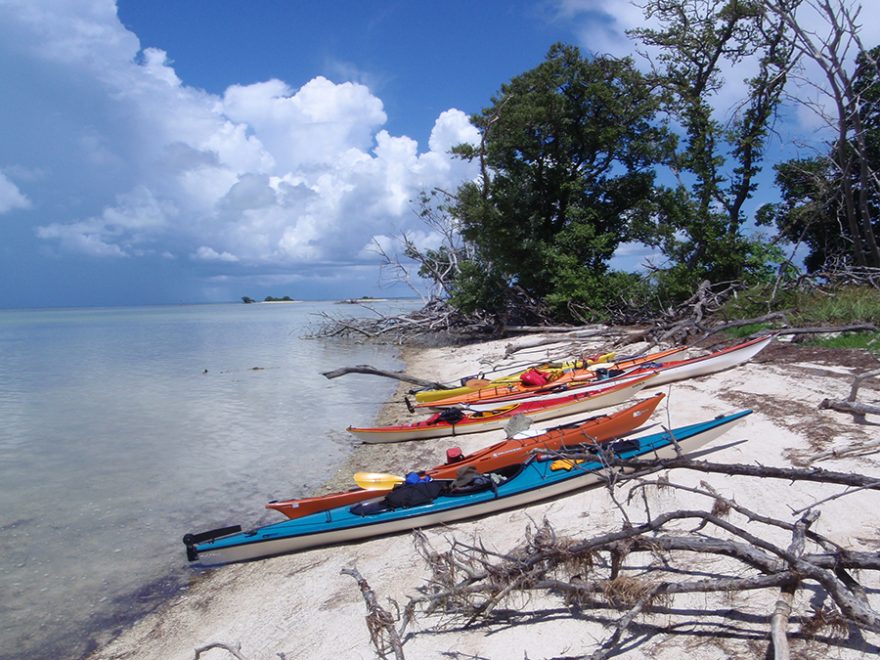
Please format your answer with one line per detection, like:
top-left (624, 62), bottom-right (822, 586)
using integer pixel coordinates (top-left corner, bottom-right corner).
top-left (415, 346), bottom-right (686, 408)
top-left (265, 393), bottom-right (664, 519)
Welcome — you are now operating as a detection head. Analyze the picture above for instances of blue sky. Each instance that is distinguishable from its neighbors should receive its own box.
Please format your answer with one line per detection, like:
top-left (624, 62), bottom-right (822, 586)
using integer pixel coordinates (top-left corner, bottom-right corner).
top-left (1, 1), bottom-right (877, 308)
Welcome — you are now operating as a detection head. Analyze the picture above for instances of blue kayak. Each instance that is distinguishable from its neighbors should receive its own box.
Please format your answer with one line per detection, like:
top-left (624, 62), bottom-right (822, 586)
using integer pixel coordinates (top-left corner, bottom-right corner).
top-left (184, 409), bottom-right (752, 565)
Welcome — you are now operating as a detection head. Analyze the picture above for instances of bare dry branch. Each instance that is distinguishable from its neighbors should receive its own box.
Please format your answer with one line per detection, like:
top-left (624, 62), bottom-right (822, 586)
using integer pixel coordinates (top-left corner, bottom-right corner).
top-left (819, 366), bottom-right (880, 416)
top-left (341, 566), bottom-right (406, 660)
top-left (352, 452), bottom-right (880, 658)
top-left (770, 510), bottom-right (820, 660)
top-left (321, 365), bottom-right (445, 390)
top-left (819, 398), bottom-right (880, 416)
top-left (193, 642), bottom-right (250, 660)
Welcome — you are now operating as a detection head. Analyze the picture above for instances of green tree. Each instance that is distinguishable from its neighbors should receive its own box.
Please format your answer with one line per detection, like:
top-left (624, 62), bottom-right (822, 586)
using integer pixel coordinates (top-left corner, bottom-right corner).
top-left (757, 157), bottom-right (842, 272)
top-left (451, 43), bottom-right (673, 322)
top-left (631, 0), bottom-right (796, 294)
top-left (849, 44), bottom-right (880, 265)
top-left (759, 45), bottom-right (880, 271)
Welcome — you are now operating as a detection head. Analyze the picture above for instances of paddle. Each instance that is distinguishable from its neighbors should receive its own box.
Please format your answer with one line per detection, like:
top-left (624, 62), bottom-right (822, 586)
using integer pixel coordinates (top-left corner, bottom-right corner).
top-left (353, 471), bottom-right (405, 490)
top-left (353, 416), bottom-right (530, 490)
top-left (353, 472), bottom-right (460, 491)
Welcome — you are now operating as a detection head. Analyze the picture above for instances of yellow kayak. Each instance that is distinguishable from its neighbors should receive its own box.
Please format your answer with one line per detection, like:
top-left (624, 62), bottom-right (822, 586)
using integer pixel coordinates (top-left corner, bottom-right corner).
top-left (415, 346), bottom-right (689, 408)
top-left (413, 352), bottom-right (616, 403)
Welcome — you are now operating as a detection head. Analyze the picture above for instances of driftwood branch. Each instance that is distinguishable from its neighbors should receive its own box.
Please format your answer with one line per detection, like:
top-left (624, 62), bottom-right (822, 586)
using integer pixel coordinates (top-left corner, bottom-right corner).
top-left (797, 439), bottom-right (880, 465)
top-left (561, 453), bottom-right (880, 492)
top-left (777, 323), bottom-right (879, 336)
top-left (700, 312), bottom-right (789, 340)
top-left (702, 317), bottom-right (876, 344)
top-left (846, 367), bottom-right (880, 402)
top-left (819, 366), bottom-right (880, 417)
top-left (502, 328), bottom-right (609, 356)
top-left (193, 642), bottom-right (250, 660)
top-left (309, 297), bottom-right (499, 343)
top-left (819, 399), bottom-right (880, 416)
top-left (322, 365), bottom-right (445, 390)
top-left (502, 325), bottom-right (581, 333)
top-left (588, 585), bottom-right (661, 660)
top-left (403, 505), bottom-right (880, 637)
top-left (771, 510), bottom-right (820, 660)
top-left (366, 456), bottom-right (880, 658)
top-left (341, 567), bottom-right (406, 660)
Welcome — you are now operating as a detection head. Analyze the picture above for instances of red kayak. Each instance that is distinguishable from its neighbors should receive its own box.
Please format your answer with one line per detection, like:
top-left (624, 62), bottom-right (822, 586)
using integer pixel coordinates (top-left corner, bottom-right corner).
top-left (348, 374), bottom-right (655, 444)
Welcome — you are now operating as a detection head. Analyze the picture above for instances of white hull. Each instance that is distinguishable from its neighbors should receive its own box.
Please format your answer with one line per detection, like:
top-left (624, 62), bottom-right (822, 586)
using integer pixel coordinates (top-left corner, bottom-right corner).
top-left (197, 417), bottom-right (742, 564)
top-left (647, 335), bottom-right (771, 387)
top-left (467, 335), bottom-right (772, 411)
top-left (350, 378), bottom-right (650, 444)
top-left (464, 373), bottom-right (649, 412)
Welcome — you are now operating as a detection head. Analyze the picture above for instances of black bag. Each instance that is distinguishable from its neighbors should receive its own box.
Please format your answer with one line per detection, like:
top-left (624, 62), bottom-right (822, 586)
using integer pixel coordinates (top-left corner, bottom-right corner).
top-left (437, 407), bottom-right (466, 425)
top-left (588, 439), bottom-right (641, 456)
top-left (384, 481), bottom-right (447, 509)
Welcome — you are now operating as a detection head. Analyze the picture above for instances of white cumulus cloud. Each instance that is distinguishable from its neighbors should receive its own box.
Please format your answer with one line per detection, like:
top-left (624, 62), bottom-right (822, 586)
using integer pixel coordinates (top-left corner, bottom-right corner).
top-left (0, 172), bottom-right (31, 214)
top-left (0, 0), bottom-right (480, 295)
top-left (192, 246), bottom-right (240, 262)
top-left (35, 186), bottom-right (173, 257)
top-left (428, 109), bottom-right (481, 154)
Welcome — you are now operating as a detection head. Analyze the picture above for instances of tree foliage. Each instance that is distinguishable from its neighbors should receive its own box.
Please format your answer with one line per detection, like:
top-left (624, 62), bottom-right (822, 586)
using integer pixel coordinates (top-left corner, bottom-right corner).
top-left (391, 3), bottom-right (878, 331)
top-left (451, 43), bottom-right (673, 322)
top-left (760, 43), bottom-right (880, 270)
top-left (445, 5), bottom-right (799, 326)
top-left (630, 0), bottom-right (796, 294)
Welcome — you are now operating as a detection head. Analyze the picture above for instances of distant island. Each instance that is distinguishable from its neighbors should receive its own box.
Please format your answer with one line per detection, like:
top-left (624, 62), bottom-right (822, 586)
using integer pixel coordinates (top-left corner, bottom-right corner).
top-left (241, 296), bottom-right (299, 304)
top-left (335, 296), bottom-right (389, 304)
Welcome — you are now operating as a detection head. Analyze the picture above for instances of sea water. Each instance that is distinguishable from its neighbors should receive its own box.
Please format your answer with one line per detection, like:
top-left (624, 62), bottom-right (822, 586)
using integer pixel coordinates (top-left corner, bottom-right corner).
top-left (0, 301), bottom-right (418, 659)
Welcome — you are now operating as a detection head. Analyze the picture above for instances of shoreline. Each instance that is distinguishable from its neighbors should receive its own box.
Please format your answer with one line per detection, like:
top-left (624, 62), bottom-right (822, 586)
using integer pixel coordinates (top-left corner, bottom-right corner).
top-left (90, 336), bottom-right (880, 659)
top-left (88, 336), bottom-right (577, 658)
top-left (319, 346), bottom-right (433, 493)
top-left (85, 345), bottom-right (418, 658)
top-left (88, 342), bottom-right (438, 658)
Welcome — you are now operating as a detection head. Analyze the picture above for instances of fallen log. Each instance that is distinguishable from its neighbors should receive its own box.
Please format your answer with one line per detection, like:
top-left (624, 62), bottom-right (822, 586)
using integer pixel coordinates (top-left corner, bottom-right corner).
top-left (819, 399), bottom-right (880, 416)
top-left (321, 365), bottom-right (446, 390)
top-left (777, 323), bottom-right (879, 336)
top-left (818, 367), bottom-right (880, 417)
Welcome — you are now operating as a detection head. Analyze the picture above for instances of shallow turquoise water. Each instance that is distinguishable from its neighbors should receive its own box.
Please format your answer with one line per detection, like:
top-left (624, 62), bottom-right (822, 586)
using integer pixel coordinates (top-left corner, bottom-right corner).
top-left (0, 301), bottom-right (415, 659)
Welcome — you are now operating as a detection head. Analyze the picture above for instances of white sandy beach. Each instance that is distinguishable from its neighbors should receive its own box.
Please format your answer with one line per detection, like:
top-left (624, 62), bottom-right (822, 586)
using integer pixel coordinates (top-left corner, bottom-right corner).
top-left (91, 334), bottom-right (880, 660)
